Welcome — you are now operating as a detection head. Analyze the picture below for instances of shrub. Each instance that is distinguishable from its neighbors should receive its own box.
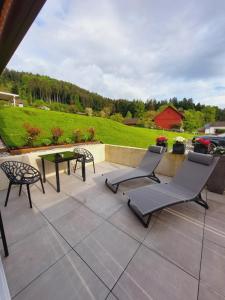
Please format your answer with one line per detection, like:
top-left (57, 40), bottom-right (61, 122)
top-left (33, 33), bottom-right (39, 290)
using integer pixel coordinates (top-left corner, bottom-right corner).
top-left (110, 113), bottom-right (124, 123)
top-left (85, 107), bottom-right (93, 116)
top-left (23, 123), bottom-right (41, 147)
top-left (65, 137), bottom-right (72, 144)
top-left (73, 129), bottom-right (82, 143)
top-left (88, 127), bottom-right (95, 141)
top-left (42, 138), bottom-right (52, 146)
top-left (51, 127), bottom-right (64, 144)
top-left (82, 133), bottom-right (89, 142)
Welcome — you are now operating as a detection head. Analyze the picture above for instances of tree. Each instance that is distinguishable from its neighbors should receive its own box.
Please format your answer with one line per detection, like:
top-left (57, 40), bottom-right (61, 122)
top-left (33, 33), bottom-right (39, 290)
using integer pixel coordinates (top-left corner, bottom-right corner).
top-left (201, 106), bottom-right (216, 124)
top-left (11, 83), bottom-right (19, 94)
top-left (183, 110), bottom-right (204, 131)
top-left (129, 100), bottom-right (145, 118)
top-left (138, 110), bottom-right (157, 128)
top-left (125, 111), bottom-right (132, 119)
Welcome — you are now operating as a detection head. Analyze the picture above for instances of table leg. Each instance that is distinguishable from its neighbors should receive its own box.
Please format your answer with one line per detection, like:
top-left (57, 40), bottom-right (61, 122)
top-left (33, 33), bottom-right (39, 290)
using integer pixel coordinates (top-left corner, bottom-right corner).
top-left (41, 158), bottom-right (46, 183)
top-left (82, 158), bottom-right (86, 182)
top-left (55, 162), bottom-right (60, 192)
top-left (67, 160), bottom-right (70, 175)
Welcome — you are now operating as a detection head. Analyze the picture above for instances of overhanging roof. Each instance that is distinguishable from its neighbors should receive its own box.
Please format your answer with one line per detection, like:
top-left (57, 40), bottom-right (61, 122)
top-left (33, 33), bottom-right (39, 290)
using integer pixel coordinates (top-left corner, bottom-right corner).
top-left (0, 0), bottom-right (47, 73)
top-left (0, 91), bottom-right (19, 100)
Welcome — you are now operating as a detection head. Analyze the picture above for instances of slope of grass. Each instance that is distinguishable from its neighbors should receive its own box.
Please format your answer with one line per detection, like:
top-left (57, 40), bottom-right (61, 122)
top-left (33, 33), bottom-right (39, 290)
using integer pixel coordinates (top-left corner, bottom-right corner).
top-left (0, 107), bottom-right (193, 149)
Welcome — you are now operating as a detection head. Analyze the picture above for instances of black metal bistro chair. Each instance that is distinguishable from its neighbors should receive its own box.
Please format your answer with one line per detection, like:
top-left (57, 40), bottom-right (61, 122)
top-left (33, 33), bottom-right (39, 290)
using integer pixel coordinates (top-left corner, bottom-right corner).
top-left (0, 211), bottom-right (8, 256)
top-left (0, 161), bottom-right (45, 208)
top-left (73, 148), bottom-right (95, 174)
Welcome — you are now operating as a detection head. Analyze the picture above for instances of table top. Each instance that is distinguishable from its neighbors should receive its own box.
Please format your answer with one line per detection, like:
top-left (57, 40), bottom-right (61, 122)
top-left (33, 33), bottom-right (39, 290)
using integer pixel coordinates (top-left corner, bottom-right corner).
top-left (39, 151), bottom-right (84, 163)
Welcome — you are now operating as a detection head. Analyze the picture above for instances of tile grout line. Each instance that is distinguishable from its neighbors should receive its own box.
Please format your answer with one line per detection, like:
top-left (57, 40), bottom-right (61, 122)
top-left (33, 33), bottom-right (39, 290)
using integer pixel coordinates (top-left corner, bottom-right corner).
top-left (12, 253), bottom-right (69, 299)
top-left (197, 205), bottom-right (207, 300)
top-left (108, 212), bottom-right (160, 295)
top-left (31, 201), bottom-right (112, 294)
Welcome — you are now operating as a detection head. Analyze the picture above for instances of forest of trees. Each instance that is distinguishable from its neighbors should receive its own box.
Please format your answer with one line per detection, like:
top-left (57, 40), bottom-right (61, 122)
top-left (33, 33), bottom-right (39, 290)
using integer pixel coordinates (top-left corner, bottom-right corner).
top-left (0, 69), bottom-right (225, 131)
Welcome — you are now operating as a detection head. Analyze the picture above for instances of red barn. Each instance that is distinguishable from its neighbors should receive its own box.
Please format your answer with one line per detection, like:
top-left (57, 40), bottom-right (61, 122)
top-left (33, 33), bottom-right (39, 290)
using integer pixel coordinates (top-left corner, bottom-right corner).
top-left (153, 106), bottom-right (184, 130)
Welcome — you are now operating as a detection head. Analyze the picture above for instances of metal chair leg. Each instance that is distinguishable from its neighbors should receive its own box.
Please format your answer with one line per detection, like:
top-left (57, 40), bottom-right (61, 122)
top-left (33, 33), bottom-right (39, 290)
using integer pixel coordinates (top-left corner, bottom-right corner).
top-left (19, 184), bottom-right (22, 196)
top-left (74, 159), bottom-right (78, 173)
top-left (93, 161), bottom-right (95, 173)
top-left (5, 182), bottom-right (12, 207)
top-left (26, 185), bottom-right (32, 208)
top-left (0, 212), bottom-right (8, 257)
top-left (40, 177), bottom-right (45, 194)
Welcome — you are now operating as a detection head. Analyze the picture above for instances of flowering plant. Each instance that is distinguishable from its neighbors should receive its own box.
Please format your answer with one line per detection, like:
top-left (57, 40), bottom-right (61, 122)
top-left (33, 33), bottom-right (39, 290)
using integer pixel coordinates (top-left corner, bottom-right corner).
top-left (195, 138), bottom-right (210, 147)
top-left (174, 136), bottom-right (186, 144)
top-left (156, 136), bottom-right (168, 143)
top-left (213, 146), bottom-right (225, 155)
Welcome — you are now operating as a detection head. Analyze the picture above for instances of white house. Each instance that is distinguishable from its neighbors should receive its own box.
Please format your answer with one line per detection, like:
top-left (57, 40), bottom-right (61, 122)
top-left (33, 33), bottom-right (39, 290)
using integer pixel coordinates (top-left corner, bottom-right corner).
top-left (0, 91), bottom-right (23, 107)
top-left (205, 122), bottom-right (225, 134)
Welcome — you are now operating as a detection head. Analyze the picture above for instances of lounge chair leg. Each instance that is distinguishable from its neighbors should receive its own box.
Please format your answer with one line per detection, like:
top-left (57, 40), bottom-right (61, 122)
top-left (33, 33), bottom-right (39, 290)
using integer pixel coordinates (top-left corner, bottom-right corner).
top-left (148, 171), bottom-right (161, 183)
top-left (128, 199), bottom-right (152, 228)
top-left (195, 194), bottom-right (209, 209)
top-left (105, 179), bottom-right (119, 193)
top-left (93, 161), bottom-right (95, 173)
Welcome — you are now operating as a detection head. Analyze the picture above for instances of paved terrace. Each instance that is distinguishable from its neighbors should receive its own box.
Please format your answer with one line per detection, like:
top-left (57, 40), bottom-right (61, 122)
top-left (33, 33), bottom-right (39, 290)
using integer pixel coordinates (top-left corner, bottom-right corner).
top-left (0, 161), bottom-right (225, 300)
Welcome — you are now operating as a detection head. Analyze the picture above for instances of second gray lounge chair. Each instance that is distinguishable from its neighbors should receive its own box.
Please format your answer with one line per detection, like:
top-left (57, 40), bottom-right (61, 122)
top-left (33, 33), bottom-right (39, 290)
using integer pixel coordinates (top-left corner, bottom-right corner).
top-left (127, 152), bottom-right (219, 227)
top-left (105, 145), bottom-right (165, 193)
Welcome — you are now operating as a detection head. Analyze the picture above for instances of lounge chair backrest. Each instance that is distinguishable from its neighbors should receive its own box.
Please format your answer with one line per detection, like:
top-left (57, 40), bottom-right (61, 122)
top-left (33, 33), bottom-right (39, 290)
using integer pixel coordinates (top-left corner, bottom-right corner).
top-left (172, 152), bottom-right (219, 197)
top-left (139, 146), bottom-right (165, 171)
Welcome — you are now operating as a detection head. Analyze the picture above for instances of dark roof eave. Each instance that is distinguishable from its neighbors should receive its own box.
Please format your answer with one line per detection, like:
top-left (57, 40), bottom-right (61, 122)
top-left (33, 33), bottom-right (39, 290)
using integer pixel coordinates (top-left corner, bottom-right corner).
top-left (0, 0), bottom-right (47, 73)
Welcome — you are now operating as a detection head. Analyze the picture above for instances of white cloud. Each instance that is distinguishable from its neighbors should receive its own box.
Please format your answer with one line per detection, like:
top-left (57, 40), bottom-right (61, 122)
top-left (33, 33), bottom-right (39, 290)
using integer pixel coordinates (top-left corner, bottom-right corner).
top-left (7, 0), bottom-right (225, 108)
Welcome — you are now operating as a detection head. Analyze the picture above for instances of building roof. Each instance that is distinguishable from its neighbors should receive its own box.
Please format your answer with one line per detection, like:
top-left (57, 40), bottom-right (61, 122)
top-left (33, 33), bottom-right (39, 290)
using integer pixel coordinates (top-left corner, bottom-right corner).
top-left (124, 118), bottom-right (139, 125)
top-left (0, 91), bottom-right (19, 100)
top-left (208, 121), bottom-right (225, 127)
top-left (0, 0), bottom-right (47, 73)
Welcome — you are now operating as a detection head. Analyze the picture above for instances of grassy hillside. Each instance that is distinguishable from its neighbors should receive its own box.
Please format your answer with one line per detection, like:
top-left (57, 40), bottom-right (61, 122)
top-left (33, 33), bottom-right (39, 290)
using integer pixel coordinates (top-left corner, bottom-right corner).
top-left (0, 107), bottom-right (192, 149)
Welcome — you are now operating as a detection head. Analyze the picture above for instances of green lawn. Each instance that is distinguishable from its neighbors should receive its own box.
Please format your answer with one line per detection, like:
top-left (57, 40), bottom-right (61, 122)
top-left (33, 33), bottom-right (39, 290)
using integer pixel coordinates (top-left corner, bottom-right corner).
top-left (0, 106), bottom-right (193, 149)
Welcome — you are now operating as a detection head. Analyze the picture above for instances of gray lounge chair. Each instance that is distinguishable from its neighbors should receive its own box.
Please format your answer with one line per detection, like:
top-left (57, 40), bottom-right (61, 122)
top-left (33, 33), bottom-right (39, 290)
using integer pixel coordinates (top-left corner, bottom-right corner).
top-left (105, 145), bottom-right (165, 193)
top-left (127, 152), bottom-right (219, 227)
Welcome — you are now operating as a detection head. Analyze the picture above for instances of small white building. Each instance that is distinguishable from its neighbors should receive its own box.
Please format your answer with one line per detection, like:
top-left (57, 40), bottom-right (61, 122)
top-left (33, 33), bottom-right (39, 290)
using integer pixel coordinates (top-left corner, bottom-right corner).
top-left (0, 91), bottom-right (23, 107)
top-left (205, 122), bottom-right (225, 134)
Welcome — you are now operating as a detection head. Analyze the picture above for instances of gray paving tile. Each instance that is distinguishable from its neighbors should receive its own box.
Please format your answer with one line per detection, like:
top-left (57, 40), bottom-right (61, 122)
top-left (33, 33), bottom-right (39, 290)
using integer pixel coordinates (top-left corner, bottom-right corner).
top-left (198, 282), bottom-right (225, 300)
top-left (14, 250), bottom-right (109, 300)
top-left (41, 196), bottom-right (82, 222)
top-left (109, 205), bottom-right (153, 242)
top-left (52, 205), bottom-right (103, 247)
top-left (2, 225), bottom-right (70, 297)
top-left (75, 222), bottom-right (140, 289)
top-left (205, 200), bottom-right (225, 247)
top-left (1, 202), bottom-right (47, 246)
top-left (113, 245), bottom-right (198, 300)
top-left (143, 210), bottom-right (203, 278)
top-left (31, 182), bottom-right (68, 207)
top-left (207, 191), bottom-right (225, 203)
top-left (84, 191), bottom-right (124, 218)
top-left (168, 201), bottom-right (205, 221)
top-left (106, 292), bottom-right (118, 300)
top-left (200, 240), bottom-right (225, 297)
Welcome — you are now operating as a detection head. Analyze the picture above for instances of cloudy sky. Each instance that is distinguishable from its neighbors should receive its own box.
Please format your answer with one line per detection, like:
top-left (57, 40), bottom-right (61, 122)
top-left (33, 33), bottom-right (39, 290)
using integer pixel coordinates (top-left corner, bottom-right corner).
top-left (7, 0), bottom-right (225, 108)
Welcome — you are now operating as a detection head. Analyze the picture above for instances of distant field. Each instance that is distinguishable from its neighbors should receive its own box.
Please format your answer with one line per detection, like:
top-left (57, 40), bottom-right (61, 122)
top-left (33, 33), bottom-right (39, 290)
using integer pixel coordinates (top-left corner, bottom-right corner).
top-left (0, 107), bottom-right (193, 149)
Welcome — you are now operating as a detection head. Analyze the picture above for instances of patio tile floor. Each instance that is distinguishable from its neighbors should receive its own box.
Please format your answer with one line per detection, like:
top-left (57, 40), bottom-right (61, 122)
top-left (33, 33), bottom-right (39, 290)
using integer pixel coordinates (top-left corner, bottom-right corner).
top-left (0, 161), bottom-right (224, 299)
